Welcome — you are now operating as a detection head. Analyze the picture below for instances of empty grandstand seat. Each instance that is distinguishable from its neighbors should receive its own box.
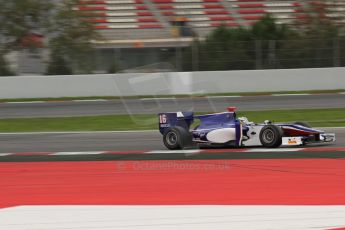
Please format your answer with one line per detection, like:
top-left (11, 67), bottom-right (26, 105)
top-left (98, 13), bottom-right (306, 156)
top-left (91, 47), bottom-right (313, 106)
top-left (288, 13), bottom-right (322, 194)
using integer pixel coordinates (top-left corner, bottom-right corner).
top-left (75, 0), bottom-right (175, 40)
top-left (78, 0), bottom-right (162, 29)
top-left (151, 0), bottom-right (237, 30)
top-left (75, 0), bottom-right (345, 40)
top-left (228, 0), bottom-right (305, 25)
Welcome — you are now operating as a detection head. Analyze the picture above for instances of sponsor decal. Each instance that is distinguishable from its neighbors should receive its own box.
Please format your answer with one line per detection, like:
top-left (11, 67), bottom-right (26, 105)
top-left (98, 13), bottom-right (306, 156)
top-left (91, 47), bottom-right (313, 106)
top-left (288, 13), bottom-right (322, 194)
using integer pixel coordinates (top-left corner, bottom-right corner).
top-left (288, 139), bottom-right (298, 144)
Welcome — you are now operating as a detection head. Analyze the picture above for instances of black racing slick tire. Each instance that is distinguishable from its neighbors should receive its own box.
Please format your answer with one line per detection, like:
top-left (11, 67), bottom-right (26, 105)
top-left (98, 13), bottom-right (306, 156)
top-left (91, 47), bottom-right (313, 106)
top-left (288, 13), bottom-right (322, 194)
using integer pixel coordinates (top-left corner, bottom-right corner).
top-left (259, 125), bottom-right (283, 148)
top-left (163, 127), bottom-right (192, 150)
top-left (294, 121), bottom-right (312, 128)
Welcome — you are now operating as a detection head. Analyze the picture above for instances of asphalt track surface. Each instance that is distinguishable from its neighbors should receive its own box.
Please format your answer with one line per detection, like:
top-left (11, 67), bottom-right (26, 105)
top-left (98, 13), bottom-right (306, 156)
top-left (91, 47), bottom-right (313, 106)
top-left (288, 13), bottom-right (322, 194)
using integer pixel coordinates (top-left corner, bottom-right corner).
top-left (0, 128), bottom-right (343, 154)
top-left (1, 94), bottom-right (344, 118)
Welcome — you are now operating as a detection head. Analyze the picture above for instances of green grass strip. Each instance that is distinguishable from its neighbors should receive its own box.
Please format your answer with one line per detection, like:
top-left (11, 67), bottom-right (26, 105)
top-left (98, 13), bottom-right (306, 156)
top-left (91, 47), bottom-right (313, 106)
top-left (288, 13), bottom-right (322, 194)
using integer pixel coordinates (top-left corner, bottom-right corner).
top-left (0, 108), bottom-right (344, 132)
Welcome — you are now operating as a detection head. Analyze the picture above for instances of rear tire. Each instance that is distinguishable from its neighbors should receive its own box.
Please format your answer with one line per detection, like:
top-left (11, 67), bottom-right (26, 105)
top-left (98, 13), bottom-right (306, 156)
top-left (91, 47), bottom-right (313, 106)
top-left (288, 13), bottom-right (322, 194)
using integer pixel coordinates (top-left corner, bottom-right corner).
top-left (259, 125), bottom-right (283, 148)
top-left (163, 127), bottom-right (192, 150)
top-left (294, 121), bottom-right (312, 128)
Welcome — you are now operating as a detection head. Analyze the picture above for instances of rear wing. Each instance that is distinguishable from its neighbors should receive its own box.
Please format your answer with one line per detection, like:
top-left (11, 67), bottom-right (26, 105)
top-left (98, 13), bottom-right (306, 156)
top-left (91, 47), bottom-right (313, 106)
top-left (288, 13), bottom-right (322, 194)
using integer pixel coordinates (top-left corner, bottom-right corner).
top-left (158, 111), bottom-right (194, 134)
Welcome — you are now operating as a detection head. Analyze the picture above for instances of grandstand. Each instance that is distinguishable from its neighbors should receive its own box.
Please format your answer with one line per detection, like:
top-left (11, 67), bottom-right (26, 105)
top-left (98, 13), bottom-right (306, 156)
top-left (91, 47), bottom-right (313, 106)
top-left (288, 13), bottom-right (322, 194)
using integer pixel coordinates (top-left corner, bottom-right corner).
top-left (73, 0), bottom-right (345, 72)
top-left (6, 1), bottom-right (345, 74)
top-left (77, 0), bottom-right (345, 42)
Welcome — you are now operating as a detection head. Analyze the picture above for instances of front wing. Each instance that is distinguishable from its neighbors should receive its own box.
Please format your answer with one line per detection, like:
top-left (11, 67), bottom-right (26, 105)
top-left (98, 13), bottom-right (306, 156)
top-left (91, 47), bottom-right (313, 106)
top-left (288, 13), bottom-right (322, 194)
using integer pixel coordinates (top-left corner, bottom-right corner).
top-left (282, 133), bottom-right (336, 146)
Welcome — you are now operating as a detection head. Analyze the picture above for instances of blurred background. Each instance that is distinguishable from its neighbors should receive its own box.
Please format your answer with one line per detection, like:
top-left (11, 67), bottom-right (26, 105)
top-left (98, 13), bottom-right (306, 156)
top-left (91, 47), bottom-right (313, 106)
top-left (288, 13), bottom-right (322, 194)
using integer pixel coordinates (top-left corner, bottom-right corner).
top-left (1, 0), bottom-right (345, 76)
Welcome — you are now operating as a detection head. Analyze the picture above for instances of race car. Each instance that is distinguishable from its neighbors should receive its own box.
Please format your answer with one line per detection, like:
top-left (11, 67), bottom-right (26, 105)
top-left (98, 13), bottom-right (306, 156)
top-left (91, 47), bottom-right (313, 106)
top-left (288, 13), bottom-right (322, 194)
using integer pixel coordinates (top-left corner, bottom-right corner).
top-left (158, 107), bottom-right (336, 150)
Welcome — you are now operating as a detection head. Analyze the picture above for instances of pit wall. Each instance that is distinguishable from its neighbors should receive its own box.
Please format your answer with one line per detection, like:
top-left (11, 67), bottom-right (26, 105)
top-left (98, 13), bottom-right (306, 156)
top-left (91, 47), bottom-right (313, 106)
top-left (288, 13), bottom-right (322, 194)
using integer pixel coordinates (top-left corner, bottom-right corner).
top-left (0, 67), bottom-right (344, 99)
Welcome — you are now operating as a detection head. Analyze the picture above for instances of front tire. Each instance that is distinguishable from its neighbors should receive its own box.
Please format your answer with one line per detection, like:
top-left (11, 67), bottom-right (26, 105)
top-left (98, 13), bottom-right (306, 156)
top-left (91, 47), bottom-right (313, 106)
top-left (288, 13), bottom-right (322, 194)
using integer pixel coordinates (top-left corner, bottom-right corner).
top-left (259, 125), bottom-right (283, 148)
top-left (163, 127), bottom-right (192, 150)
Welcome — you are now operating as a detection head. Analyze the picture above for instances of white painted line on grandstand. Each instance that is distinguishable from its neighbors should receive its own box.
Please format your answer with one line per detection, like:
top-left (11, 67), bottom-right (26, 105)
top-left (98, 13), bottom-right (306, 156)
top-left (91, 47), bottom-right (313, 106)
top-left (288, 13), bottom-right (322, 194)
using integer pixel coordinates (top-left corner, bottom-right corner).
top-left (51, 151), bottom-right (104, 156)
top-left (0, 130), bottom-right (158, 135)
top-left (5, 101), bottom-right (45, 104)
top-left (247, 148), bottom-right (302, 152)
top-left (207, 95), bottom-right (242, 99)
top-left (271, 93), bottom-right (311, 96)
top-left (147, 150), bottom-right (201, 154)
top-left (140, 97), bottom-right (176, 101)
top-left (0, 153), bottom-right (12, 156)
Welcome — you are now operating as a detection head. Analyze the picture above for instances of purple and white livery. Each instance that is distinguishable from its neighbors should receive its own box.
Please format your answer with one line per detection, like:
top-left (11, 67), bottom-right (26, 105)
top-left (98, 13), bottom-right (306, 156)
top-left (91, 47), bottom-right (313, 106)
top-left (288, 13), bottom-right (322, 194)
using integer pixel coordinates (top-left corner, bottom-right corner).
top-left (158, 107), bottom-right (335, 150)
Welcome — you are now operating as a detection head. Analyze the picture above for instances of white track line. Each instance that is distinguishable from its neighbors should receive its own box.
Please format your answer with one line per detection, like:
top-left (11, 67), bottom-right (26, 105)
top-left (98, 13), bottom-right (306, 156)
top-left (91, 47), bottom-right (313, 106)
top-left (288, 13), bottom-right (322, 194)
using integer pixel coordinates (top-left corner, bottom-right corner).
top-left (1, 92), bottom-right (343, 104)
top-left (2, 205), bottom-right (345, 230)
top-left (271, 93), bottom-right (311, 96)
top-left (206, 96), bottom-right (242, 99)
top-left (72, 99), bottom-right (108, 102)
top-left (5, 101), bottom-right (45, 104)
top-left (320, 127), bottom-right (345, 129)
top-left (0, 130), bottom-right (158, 135)
top-left (1, 147), bottom-right (345, 157)
top-left (140, 97), bottom-right (176, 101)
top-left (0, 128), bottom-right (343, 136)
top-left (147, 150), bottom-right (201, 154)
top-left (51, 151), bottom-right (104, 156)
top-left (247, 148), bottom-right (302, 152)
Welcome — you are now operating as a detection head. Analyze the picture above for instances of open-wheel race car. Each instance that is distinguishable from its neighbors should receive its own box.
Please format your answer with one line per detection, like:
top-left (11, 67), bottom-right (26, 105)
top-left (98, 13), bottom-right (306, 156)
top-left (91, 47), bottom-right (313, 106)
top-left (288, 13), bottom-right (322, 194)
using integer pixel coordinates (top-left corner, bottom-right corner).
top-left (158, 107), bottom-right (336, 150)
